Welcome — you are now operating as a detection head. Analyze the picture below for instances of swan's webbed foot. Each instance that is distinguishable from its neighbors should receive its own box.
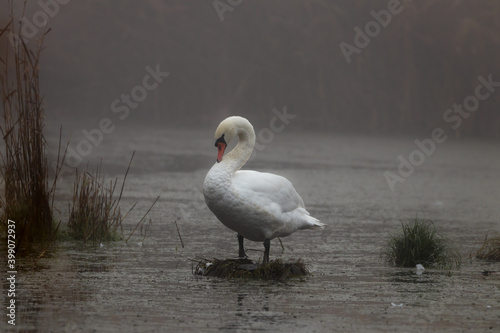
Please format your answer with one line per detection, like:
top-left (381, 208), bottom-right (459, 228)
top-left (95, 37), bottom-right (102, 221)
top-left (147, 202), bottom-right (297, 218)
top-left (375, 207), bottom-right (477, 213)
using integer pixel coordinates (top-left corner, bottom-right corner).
top-left (263, 239), bottom-right (270, 264)
top-left (237, 234), bottom-right (247, 259)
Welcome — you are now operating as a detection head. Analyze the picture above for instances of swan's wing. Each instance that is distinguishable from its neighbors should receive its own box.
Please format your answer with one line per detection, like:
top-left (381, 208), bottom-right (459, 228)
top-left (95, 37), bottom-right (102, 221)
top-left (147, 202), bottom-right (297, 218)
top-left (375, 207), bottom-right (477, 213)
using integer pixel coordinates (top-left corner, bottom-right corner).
top-left (232, 170), bottom-right (305, 213)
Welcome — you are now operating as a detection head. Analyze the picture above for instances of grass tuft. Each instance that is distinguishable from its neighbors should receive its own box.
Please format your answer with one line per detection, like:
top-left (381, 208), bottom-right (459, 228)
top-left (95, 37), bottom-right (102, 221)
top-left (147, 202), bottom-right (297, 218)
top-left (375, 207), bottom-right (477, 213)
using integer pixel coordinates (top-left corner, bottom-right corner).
top-left (67, 152), bottom-right (158, 244)
top-left (476, 234), bottom-right (500, 262)
top-left (67, 157), bottom-right (131, 243)
top-left (193, 258), bottom-right (309, 281)
top-left (382, 218), bottom-right (461, 269)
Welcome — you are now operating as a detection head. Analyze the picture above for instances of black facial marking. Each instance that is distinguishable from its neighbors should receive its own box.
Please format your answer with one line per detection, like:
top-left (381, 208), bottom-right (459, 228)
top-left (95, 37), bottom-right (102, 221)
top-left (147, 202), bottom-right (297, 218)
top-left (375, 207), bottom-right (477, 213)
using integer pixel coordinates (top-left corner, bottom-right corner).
top-left (215, 134), bottom-right (226, 147)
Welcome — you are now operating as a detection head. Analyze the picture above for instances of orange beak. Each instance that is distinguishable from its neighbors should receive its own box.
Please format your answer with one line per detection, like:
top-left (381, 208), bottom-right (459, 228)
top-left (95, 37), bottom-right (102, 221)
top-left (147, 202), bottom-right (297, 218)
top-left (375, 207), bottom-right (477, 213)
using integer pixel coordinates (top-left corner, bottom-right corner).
top-left (216, 142), bottom-right (226, 163)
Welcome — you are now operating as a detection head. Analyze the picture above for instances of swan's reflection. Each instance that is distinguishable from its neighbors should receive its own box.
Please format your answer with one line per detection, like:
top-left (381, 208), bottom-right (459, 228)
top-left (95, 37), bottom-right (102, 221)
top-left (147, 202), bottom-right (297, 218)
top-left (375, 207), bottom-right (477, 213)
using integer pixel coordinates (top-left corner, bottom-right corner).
top-left (219, 289), bottom-right (285, 331)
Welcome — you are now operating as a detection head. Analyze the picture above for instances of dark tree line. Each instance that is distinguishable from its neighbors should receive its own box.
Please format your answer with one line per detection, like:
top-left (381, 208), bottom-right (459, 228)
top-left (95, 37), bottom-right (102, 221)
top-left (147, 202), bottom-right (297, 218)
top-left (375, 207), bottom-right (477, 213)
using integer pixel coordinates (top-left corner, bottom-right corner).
top-left (2, 0), bottom-right (499, 137)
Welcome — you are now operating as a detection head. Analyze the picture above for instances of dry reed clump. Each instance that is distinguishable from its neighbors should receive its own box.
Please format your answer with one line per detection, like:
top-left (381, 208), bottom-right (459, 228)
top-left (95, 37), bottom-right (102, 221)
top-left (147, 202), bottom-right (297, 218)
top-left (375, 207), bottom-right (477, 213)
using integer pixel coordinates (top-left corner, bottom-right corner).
top-left (194, 258), bottom-right (309, 281)
top-left (0, 9), bottom-right (64, 250)
top-left (67, 157), bottom-right (132, 243)
top-left (1, 4), bottom-right (157, 250)
top-left (382, 218), bottom-right (462, 270)
top-left (67, 152), bottom-right (158, 244)
top-left (476, 234), bottom-right (500, 262)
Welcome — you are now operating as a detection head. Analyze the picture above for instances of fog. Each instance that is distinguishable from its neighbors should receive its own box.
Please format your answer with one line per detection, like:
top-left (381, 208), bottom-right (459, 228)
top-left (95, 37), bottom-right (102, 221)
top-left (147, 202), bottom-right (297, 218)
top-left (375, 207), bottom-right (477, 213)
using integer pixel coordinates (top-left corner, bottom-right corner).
top-left (2, 1), bottom-right (500, 137)
top-left (3, 3), bottom-right (500, 331)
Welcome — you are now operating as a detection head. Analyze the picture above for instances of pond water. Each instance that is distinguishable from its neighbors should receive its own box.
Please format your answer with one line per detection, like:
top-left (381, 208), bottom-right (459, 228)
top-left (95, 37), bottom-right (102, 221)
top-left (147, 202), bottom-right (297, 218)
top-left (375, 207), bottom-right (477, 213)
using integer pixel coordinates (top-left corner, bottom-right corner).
top-left (2, 123), bottom-right (500, 332)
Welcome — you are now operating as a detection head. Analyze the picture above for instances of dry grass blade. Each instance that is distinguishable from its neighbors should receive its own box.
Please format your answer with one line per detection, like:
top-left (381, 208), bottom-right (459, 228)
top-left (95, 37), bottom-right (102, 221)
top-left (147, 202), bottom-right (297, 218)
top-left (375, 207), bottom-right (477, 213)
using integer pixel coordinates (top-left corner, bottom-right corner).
top-left (117, 150), bottom-right (135, 203)
top-left (174, 220), bottom-right (184, 248)
top-left (125, 195), bottom-right (159, 243)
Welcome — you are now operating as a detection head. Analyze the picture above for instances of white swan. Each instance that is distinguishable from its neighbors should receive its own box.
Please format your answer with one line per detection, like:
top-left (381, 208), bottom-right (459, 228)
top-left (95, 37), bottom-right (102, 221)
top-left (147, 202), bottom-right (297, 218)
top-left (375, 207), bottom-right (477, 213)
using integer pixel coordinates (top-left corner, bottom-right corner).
top-left (203, 116), bottom-right (324, 264)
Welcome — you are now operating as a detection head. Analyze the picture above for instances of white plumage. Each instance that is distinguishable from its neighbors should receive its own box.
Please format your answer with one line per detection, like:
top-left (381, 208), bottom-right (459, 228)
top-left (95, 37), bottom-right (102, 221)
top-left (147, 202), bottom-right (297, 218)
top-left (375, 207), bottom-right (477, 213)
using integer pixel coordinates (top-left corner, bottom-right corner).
top-left (203, 116), bottom-right (324, 263)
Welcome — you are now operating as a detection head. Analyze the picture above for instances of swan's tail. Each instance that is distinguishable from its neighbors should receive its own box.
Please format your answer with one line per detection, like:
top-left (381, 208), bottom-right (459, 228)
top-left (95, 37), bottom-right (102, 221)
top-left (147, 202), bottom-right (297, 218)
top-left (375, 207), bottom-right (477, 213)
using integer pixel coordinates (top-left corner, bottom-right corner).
top-left (305, 215), bottom-right (325, 229)
top-left (298, 208), bottom-right (325, 229)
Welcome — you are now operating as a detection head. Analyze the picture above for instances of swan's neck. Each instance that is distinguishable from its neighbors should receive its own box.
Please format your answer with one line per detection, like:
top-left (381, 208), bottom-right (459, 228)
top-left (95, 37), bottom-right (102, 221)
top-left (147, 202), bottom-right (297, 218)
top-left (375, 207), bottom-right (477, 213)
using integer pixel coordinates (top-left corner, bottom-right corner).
top-left (222, 128), bottom-right (255, 174)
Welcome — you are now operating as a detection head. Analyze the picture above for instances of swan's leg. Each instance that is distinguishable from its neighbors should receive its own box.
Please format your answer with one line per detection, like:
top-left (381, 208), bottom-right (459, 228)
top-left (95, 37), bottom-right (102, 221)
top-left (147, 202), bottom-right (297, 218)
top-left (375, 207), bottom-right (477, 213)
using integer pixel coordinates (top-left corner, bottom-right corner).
top-left (263, 239), bottom-right (270, 264)
top-left (237, 234), bottom-right (247, 258)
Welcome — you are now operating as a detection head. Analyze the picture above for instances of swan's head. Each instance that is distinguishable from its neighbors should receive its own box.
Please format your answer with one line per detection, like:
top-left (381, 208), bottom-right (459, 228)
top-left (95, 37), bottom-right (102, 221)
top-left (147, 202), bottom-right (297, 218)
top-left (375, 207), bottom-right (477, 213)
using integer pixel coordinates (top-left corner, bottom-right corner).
top-left (213, 116), bottom-right (253, 163)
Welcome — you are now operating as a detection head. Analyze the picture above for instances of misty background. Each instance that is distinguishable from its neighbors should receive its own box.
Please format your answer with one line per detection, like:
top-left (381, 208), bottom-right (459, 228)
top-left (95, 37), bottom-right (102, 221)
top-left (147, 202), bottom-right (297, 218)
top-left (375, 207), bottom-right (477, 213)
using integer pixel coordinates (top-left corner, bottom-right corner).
top-left (1, 0), bottom-right (500, 138)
